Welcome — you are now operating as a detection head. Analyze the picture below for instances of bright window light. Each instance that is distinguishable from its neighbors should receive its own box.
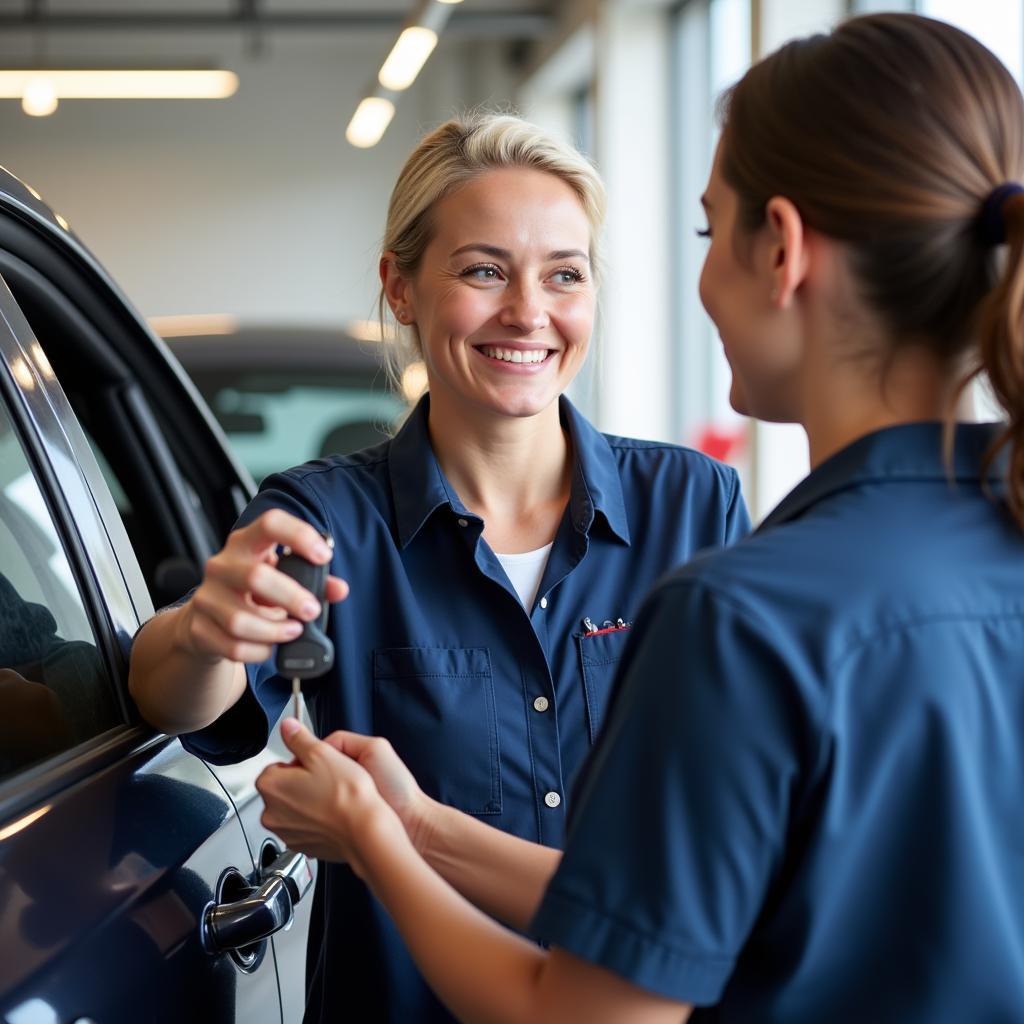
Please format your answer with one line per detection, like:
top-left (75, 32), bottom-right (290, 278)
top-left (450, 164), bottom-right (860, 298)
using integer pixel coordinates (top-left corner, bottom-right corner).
top-left (921, 0), bottom-right (1023, 83)
top-left (346, 96), bottom-right (395, 149)
top-left (378, 27), bottom-right (438, 91)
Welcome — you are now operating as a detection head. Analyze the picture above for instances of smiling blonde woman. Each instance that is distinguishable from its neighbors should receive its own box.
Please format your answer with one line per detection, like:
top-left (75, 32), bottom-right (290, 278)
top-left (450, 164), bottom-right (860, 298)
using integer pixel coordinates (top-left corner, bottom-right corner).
top-left (129, 112), bottom-right (750, 1024)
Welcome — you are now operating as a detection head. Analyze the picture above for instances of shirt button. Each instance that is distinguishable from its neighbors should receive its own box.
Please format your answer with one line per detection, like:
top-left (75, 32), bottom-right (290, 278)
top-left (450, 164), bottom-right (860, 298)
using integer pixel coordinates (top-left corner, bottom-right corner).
top-left (539, 596), bottom-right (548, 609)
top-left (533, 696), bottom-right (549, 713)
top-left (544, 791), bottom-right (561, 809)
top-left (457, 518), bottom-right (468, 528)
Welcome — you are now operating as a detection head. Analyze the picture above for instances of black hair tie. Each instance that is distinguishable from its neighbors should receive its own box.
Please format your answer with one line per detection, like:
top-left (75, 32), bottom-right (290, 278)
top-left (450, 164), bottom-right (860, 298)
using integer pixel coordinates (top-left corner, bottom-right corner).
top-left (978, 182), bottom-right (1024, 246)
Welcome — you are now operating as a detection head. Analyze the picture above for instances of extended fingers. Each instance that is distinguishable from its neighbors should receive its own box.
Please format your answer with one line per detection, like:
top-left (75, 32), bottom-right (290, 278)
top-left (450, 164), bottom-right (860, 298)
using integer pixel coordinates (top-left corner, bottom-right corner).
top-left (185, 603), bottom-right (288, 664)
top-left (236, 509), bottom-right (334, 565)
top-left (193, 578), bottom-right (304, 642)
top-left (206, 554), bottom-right (323, 622)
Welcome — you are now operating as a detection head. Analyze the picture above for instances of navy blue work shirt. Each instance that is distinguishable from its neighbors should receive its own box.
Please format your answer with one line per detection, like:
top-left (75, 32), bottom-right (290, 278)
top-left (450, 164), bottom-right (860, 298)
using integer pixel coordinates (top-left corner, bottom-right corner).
top-left (182, 394), bottom-right (749, 1024)
top-left (533, 421), bottom-right (1024, 1023)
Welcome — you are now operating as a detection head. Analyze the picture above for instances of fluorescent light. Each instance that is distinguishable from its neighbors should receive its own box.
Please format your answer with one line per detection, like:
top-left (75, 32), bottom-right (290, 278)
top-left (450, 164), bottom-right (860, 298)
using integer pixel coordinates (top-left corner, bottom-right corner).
top-left (346, 97), bottom-right (395, 149)
top-left (22, 76), bottom-right (57, 116)
top-left (378, 27), bottom-right (438, 91)
top-left (0, 70), bottom-right (238, 101)
top-left (436, 0), bottom-right (465, 4)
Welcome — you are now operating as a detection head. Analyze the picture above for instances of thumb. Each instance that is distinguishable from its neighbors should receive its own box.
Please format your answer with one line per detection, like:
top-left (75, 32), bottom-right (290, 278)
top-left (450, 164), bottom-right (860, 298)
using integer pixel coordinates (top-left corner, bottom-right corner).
top-left (280, 716), bottom-right (319, 763)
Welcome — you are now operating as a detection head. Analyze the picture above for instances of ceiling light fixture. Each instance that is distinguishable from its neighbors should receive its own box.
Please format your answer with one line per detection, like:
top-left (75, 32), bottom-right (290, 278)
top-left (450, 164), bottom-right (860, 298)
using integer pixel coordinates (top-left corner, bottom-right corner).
top-left (0, 69), bottom-right (239, 117)
top-left (345, 0), bottom-right (463, 150)
top-left (345, 96), bottom-right (396, 149)
top-left (378, 26), bottom-right (438, 92)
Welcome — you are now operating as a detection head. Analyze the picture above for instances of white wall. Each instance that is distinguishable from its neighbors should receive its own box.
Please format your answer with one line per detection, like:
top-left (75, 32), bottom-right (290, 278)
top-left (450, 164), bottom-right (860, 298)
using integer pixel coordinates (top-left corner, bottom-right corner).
top-left (749, 0), bottom-right (846, 516)
top-left (0, 30), bottom-right (514, 325)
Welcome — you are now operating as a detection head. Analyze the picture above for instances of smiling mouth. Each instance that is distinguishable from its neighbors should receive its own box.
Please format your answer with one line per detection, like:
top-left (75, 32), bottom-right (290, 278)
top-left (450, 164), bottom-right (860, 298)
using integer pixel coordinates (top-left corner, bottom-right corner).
top-left (477, 345), bottom-right (553, 365)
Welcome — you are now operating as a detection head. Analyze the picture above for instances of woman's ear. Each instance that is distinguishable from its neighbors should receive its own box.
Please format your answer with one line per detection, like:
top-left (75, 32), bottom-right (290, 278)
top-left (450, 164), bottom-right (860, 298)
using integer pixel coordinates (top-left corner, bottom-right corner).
top-left (380, 253), bottom-right (415, 324)
top-left (764, 196), bottom-right (809, 309)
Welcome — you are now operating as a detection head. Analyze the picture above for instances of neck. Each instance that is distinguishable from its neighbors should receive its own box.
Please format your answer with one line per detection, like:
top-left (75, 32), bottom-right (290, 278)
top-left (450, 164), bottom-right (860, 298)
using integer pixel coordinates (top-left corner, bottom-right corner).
top-left (426, 392), bottom-right (572, 550)
top-left (800, 340), bottom-right (969, 468)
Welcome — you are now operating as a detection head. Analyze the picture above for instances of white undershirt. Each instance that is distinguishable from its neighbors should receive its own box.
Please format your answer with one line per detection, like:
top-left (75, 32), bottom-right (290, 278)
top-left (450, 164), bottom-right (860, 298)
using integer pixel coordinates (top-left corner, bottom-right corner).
top-left (495, 542), bottom-right (554, 611)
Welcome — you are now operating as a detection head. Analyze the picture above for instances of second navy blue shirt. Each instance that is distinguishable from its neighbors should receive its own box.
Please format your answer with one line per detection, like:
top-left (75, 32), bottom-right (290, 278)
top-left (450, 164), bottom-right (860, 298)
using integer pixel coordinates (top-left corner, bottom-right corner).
top-left (183, 394), bottom-right (749, 1024)
top-left (533, 422), bottom-right (1024, 1023)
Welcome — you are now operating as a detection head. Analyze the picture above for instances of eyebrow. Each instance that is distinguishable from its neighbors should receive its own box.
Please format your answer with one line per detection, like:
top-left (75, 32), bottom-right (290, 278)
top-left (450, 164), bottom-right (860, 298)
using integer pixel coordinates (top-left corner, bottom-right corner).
top-left (449, 243), bottom-right (590, 262)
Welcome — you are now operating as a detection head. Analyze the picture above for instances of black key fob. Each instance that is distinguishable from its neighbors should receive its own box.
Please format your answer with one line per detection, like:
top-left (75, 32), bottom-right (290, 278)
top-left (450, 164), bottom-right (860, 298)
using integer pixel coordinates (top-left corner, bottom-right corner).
top-left (275, 541), bottom-right (335, 679)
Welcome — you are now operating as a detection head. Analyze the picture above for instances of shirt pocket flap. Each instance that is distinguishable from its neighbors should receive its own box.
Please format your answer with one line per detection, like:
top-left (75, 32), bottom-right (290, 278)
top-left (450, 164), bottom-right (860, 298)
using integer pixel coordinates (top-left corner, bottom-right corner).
top-left (373, 646), bottom-right (490, 679)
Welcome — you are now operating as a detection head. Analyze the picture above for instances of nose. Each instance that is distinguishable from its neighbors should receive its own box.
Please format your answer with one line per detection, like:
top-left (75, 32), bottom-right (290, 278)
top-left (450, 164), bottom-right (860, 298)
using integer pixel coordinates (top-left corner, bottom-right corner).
top-left (498, 281), bottom-right (550, 334)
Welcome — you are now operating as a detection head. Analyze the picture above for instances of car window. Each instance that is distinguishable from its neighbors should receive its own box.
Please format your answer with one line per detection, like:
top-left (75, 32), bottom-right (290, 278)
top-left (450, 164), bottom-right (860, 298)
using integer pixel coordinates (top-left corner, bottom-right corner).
top-left (192, 372), bottom-right (404, 482)
top-left (0, 400), bottom-right (121, 780)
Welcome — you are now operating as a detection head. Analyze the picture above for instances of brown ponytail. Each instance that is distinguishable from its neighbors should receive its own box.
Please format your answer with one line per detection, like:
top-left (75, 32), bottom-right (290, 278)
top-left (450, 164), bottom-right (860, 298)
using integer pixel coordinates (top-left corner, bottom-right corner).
top-left (719, 13), bottom-right (1024, 528)
top-left (976, 193), bottom-right (1024, 528)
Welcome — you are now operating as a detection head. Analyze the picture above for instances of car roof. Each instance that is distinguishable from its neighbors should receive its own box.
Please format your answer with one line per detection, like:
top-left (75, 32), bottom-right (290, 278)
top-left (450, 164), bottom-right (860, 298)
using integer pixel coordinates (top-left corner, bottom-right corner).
top-left (165, 325), bottom-right (389, 376)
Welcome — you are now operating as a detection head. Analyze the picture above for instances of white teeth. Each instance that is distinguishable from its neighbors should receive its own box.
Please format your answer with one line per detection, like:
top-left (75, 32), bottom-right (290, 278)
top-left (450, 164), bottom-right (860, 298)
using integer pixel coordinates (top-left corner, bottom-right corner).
top-left (481, 346), bottom-right (549, 364)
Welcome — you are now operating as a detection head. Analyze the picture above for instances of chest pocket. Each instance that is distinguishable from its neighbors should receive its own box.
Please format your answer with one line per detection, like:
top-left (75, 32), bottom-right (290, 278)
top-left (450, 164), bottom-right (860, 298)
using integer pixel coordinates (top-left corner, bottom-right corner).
top-left (372, 646), bottom-right (501, 816)
top-left (576, 627), bottom-right (633, 743)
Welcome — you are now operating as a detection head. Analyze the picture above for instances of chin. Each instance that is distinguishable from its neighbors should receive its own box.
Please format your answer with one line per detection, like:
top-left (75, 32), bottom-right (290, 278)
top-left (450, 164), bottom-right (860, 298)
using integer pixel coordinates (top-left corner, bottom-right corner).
top-left (485, 387), bottom-right (561, 420)
top-left (728, 380), bottom-right (750, 418)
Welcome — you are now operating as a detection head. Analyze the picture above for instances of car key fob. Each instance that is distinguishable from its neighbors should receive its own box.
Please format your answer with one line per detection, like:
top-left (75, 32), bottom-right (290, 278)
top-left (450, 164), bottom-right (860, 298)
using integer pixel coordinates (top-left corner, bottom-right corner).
top-left (275, 540), bottom-right (335, 679)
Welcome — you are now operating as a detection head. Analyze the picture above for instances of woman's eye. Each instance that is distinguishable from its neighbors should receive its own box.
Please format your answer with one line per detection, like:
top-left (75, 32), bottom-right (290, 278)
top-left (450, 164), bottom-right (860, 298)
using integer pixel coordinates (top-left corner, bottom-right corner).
top-left (462, 263), bottom-right (502, 281)
top-left (695, 227), bottom-right (712, 240)
top-left (551, 267), bottom-right (586, 285)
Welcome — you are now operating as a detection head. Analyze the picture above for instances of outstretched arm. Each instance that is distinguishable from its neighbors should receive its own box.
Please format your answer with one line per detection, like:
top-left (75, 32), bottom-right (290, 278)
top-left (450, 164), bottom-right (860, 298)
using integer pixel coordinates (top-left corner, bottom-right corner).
top-left (257, 720), bottom-right (691, 1024)
top-left (129, 510), bottom-right (347, 735)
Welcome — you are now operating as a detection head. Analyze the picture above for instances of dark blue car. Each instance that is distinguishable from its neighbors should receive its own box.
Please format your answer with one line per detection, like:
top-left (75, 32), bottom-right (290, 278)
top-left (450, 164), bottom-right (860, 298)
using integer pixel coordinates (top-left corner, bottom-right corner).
top-left (0, 167), bottom-right (313, 1022)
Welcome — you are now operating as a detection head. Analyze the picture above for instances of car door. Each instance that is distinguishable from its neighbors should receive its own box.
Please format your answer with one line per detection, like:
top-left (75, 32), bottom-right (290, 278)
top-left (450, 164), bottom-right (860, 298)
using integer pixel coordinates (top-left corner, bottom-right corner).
top-left (0, 175), bottom-right (313, 1021)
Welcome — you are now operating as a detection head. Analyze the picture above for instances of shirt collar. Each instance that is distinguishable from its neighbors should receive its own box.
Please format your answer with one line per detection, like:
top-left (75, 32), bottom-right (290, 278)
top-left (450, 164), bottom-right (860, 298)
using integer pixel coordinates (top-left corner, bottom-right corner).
top-left (388, 394), bottom-right (631, 549)
top-left (758, 421), bottom-right (1007, 532)
top-left (561, 395), bottom-right (631, 545)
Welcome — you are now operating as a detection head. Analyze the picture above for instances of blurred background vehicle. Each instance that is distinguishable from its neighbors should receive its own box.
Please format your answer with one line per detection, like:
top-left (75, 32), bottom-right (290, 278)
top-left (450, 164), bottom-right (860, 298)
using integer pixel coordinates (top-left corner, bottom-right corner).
top-left (161, 320), bottom-right (408, 482)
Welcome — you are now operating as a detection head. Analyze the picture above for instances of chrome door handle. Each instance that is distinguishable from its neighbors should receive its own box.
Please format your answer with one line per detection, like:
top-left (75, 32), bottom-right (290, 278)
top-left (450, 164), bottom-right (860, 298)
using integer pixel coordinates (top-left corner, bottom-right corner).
top-left (202, 850), bottom-right (312, 954)
top-left (262, 848), bottom-right (314, 905)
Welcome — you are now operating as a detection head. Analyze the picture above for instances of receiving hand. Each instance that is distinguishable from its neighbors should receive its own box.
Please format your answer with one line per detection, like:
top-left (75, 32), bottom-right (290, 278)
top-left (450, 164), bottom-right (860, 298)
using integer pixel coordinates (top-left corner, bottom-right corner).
top-left (320, 731), bottom-right (434, 853)
top-left (180, 509), bottom-right (349, 665)
top-left (256, 718), bottom-right (406, 874)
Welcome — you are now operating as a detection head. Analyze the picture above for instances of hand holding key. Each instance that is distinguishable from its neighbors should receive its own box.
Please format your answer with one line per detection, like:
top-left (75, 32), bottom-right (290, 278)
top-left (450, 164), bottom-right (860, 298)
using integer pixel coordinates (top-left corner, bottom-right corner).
top-left (183, 508), bottom-right (348, 668)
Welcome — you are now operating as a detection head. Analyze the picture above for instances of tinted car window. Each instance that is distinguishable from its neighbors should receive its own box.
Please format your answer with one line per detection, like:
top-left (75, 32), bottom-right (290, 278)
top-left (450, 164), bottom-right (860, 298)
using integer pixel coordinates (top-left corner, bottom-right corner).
top-left (165, 328), bottom-right (406, 483)
top-left (0, 400), bottom-right (120, 779)
top-left (196, 372), bottom-right (402, 482)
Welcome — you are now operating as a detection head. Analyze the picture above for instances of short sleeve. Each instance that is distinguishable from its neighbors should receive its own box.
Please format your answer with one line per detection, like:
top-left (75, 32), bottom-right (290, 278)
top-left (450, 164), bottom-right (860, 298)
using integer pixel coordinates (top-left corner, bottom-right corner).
top-left (531, 573), bottom-right (818, 1005)
top-left (180, 470), bottom-right (331, 765)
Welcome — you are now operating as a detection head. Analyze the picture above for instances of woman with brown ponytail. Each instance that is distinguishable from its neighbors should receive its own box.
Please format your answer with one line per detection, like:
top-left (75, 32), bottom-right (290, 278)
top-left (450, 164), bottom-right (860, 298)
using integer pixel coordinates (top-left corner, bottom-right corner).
top-left (255, 13), bottom-right (1024, 1022)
